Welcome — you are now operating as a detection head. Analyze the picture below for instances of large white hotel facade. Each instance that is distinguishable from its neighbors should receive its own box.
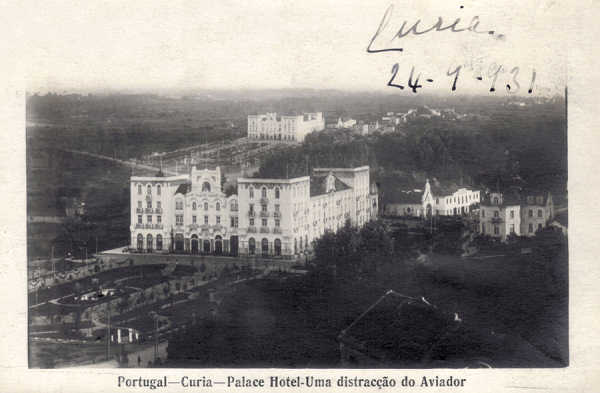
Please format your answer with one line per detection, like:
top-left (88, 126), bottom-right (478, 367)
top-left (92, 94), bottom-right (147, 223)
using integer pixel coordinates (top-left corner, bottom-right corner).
top-left (130, 166), bottom-right (378, 258)
top-left (247, 112), bottom-right (325, 142)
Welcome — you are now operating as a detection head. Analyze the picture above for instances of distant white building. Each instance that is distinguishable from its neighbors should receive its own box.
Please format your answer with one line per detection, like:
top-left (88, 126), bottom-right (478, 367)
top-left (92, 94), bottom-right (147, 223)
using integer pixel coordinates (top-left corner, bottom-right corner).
top-left (247, 112), bottom-right (325, 142)
top-left (479, 191), bottom-right (554, 241)
top-left (422, 179), bottom-right (481, 217)
top-left (335, 117), bottom-right (357, 129)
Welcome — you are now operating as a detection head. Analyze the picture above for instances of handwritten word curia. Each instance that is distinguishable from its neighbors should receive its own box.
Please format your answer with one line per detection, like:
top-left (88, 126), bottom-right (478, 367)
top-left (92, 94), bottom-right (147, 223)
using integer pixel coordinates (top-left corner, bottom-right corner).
top-left (367, 4), bottom-right (498, 53)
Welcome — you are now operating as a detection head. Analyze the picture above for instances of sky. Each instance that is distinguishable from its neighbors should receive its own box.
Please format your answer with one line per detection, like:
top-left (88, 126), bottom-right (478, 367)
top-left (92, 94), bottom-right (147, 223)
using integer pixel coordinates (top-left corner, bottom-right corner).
top-left (11, 0), bottom-right (572, 96)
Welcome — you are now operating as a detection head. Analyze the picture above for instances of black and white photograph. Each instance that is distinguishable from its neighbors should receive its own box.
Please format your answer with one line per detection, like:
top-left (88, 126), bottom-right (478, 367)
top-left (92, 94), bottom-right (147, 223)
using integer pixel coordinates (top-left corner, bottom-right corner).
top-left (21, 0), bottom-right (572, 372)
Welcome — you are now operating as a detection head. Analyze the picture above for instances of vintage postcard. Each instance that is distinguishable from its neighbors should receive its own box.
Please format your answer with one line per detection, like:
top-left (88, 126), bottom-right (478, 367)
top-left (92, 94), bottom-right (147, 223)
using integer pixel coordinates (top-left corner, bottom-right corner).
top-left (1, 0), bottom-right (599, 391)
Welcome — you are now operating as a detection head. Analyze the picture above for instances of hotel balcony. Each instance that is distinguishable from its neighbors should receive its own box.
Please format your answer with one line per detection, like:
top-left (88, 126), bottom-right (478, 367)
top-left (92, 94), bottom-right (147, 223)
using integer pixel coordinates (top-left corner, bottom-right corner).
top-left (144, 223), bottom-right (154, 229)
top-left (248, 211), bottom-right (256, 218)
top-left (188, 224), bottom-right (199, 231)
top-left (144, 208), bottom-right (153, 214)
top-left (273, 211), bottom-right (281, 219)
top-left (154, 224), bottom-right (163, 230)
top-left (136, 208), bottom-right (143, 214)
top-left (491, 217), bottom-right (503, 224)
top-left (260, 197), bottom-right (269, 205)
top-left (155, 208), bottom-right (163, 214)
top-left (273, 227), bottom-right (282, 234)
top-left (230, 206), bottom-right (238, 212)
top-left (260, 211), bottom-right (270, 218)
top-left (135, 223), bottom-right (143, 229)
top-left (260, 227), bottom-right (270, 234)
top-left (247, 226), bottom-right (257, 233)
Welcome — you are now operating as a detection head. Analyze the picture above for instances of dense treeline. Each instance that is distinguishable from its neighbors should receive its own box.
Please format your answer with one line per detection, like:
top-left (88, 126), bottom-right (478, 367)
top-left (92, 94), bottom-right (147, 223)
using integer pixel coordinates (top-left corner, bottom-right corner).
top-left (255, 101), bottom-right (567, 205)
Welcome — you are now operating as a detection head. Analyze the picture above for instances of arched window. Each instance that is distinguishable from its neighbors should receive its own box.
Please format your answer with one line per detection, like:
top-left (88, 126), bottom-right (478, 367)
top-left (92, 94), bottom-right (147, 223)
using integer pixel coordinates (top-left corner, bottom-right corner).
top-left (147, 185), bottom-right (152, 194)
top-left (261, 187), bottom-right (267, 198)
top-left (216, 202), bottom-right (220, 211)
top-left (137, 234), bottom-right (143, 250)
top-left (156, 235), bottom-right (163, 251)
top-left (249, 187), bottom-right (254, 199)
top-left (275, 187), bottom-right (280, 199)
top-left (157, 185), bottom-right (161, 195)
top-left (146, 234), bottom-right (153, 251)
top-left (202, 182), bottom-right (211, 192)
top-left (261, 238), bottom-right (269, 256)
top-left (274, 238), bottom-right (281, 256)
top-left (248, 238), bottom-right (256, 255)
top-left (493, 197), bottom-right (499, 205)
top-left (137, 184), bottom-right (142, 195)
top-left (230, 200), bottom-right (238, 211)
top-left (192, 202), bottom-right (197, 210)
top-left (204, 202), bottom-right (209, 211)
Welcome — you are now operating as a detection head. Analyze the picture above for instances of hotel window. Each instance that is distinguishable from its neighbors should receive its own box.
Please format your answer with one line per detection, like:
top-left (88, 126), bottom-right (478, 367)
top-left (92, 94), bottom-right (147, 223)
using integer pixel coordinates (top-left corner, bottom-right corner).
top-left (216, 202), bottom-right (220, 211)
top-left (537, 209), bottom-right (543, 218)
top-left (436, 198), bottom-right (439, 204)
top-left (157, 185), bottom-right (161, 195)
top-left (192, 202), bottom-right (197, 210)
top-left (203, 215), bottom-right (207, 224)
top-left (275, 219), bottom-right (280, 227)
top-left (137, 185), bottom-right (142, 195)
top-left (262, 218), bottom-right (267, 227)
top-left (216, 216), bottom-right (221, 224)
top-left (510, 210), bottom-right (514, 219)
top-left (494, 225), bottom-right (499, 235)
top-left (204, 202), bottom-right (208, 211)
top-left (261, 187), bottom-right (267, 198)
top-left (147, 215), bottom-right (152, 223)
top-left (481, 224), bottom-right (485, 234)
top-left (249, 187), bottom-right (254, 199)
top-left (176, 201), bottom-right (183, 210)
top-left (481, 210), bottom-right (485, 218)
top-left (249, 204), bottom-right (254, 213)
top-left (275, 204), bottom-right (280, 212)
top-left (157, 201), bottom-right (161, 210)
top-left (249, 218), bottom-right (255, 226)
top-left (137, 201), bottom-right (142, 209)
top-left (147, 185), bottom-right (152, 194)
top-left (538, 223), bottom-right (542, 231)
top-left (494, 211), bottom-right (499, 218)
top-left (510, 224), bottom-right (515, 233)
top-left (147, 200), bottom-right (152, 209)
top-left (192, 215), bottom-right (197, 224)
top-left (493, 197), bottom-right (499, 205)
top-left (529, 223), bottom-right (533, 233)
top-left (157, 215), bottom-right (161, 224)
top-left (275, 187), bottom-right (280, 199)
top-left (137, 215), bottom-right (142, 224)
top-left (176, 215), bottom-right (183, 225)
top-left (528, 209), bottom-right (533, 217)
top-left (262, 204), bottom-right (267, 212)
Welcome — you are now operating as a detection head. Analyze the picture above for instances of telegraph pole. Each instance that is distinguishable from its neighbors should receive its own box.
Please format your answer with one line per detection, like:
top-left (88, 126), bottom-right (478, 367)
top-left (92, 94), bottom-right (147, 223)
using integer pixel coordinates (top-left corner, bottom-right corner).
top-left (106, 304), bottom-right (111, 361)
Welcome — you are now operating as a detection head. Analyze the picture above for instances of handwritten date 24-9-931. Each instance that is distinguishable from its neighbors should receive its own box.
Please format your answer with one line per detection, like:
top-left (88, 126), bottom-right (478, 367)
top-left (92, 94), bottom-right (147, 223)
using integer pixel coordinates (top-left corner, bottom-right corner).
top-left (387, 62), bottom-right (536, 94)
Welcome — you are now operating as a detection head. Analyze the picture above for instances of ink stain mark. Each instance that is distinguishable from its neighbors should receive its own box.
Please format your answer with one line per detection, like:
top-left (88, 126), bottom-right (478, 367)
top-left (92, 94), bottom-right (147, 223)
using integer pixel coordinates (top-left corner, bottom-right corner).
top-left (490, 87), bottom-right (496, 92)
top-left (476, 76), bottom-right (483, 80)
top-left (426, 79), bottom-right (434, 82)
top-left (488, 30), bottom-right (495, 35)
top-left (506, 84), bottom-right (511, 91)
top-left (460, 5), bottom-right (464, 8)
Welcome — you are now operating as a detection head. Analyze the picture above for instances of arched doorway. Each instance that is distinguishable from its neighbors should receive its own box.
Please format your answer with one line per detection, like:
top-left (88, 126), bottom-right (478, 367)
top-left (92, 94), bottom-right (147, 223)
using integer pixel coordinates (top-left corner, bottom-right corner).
top-left (137, 234), bottom-right (143, 251)
top-left (146, 234), bottom-right (153, 252)
top-left (175, 234), bottom-right (184, 253)
top-left (215, 235), bottom-right (223, 255)
top-left (156, 235), bottom-right (163, 251)
top-left (248, 238), bottom-right (256, 255)
top-left (191, 235), bottom-right (199, 254)
top-left (274, 238), bottom-right (281, 256)
top-left (426, 204), bottom-right (432, 218)
top-left (203, 240), bottom-right (211, 254)
top-left (261, 238), bottom-right (269, 257)
top-left (229, 236), bottom-right (239, 257)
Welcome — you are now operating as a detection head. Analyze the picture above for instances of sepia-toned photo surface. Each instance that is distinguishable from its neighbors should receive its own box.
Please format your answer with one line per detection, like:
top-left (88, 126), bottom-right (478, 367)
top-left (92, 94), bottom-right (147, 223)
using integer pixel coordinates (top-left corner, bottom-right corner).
top-left (25, 0), bottom-right (567, 370)
top-left (3, 0), bottom-right (600, 391)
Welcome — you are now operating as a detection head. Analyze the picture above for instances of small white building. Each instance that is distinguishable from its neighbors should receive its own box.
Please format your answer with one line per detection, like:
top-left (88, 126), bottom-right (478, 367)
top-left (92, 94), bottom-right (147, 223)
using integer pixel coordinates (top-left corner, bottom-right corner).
top-left (422, 179), bottom-right (481, 217)
top-left (479, 191), bottom-right (554, 241)
top-left (335, 117), bottom-right (357, 129)
top-left (247, 112), bottom-right (325, 142)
